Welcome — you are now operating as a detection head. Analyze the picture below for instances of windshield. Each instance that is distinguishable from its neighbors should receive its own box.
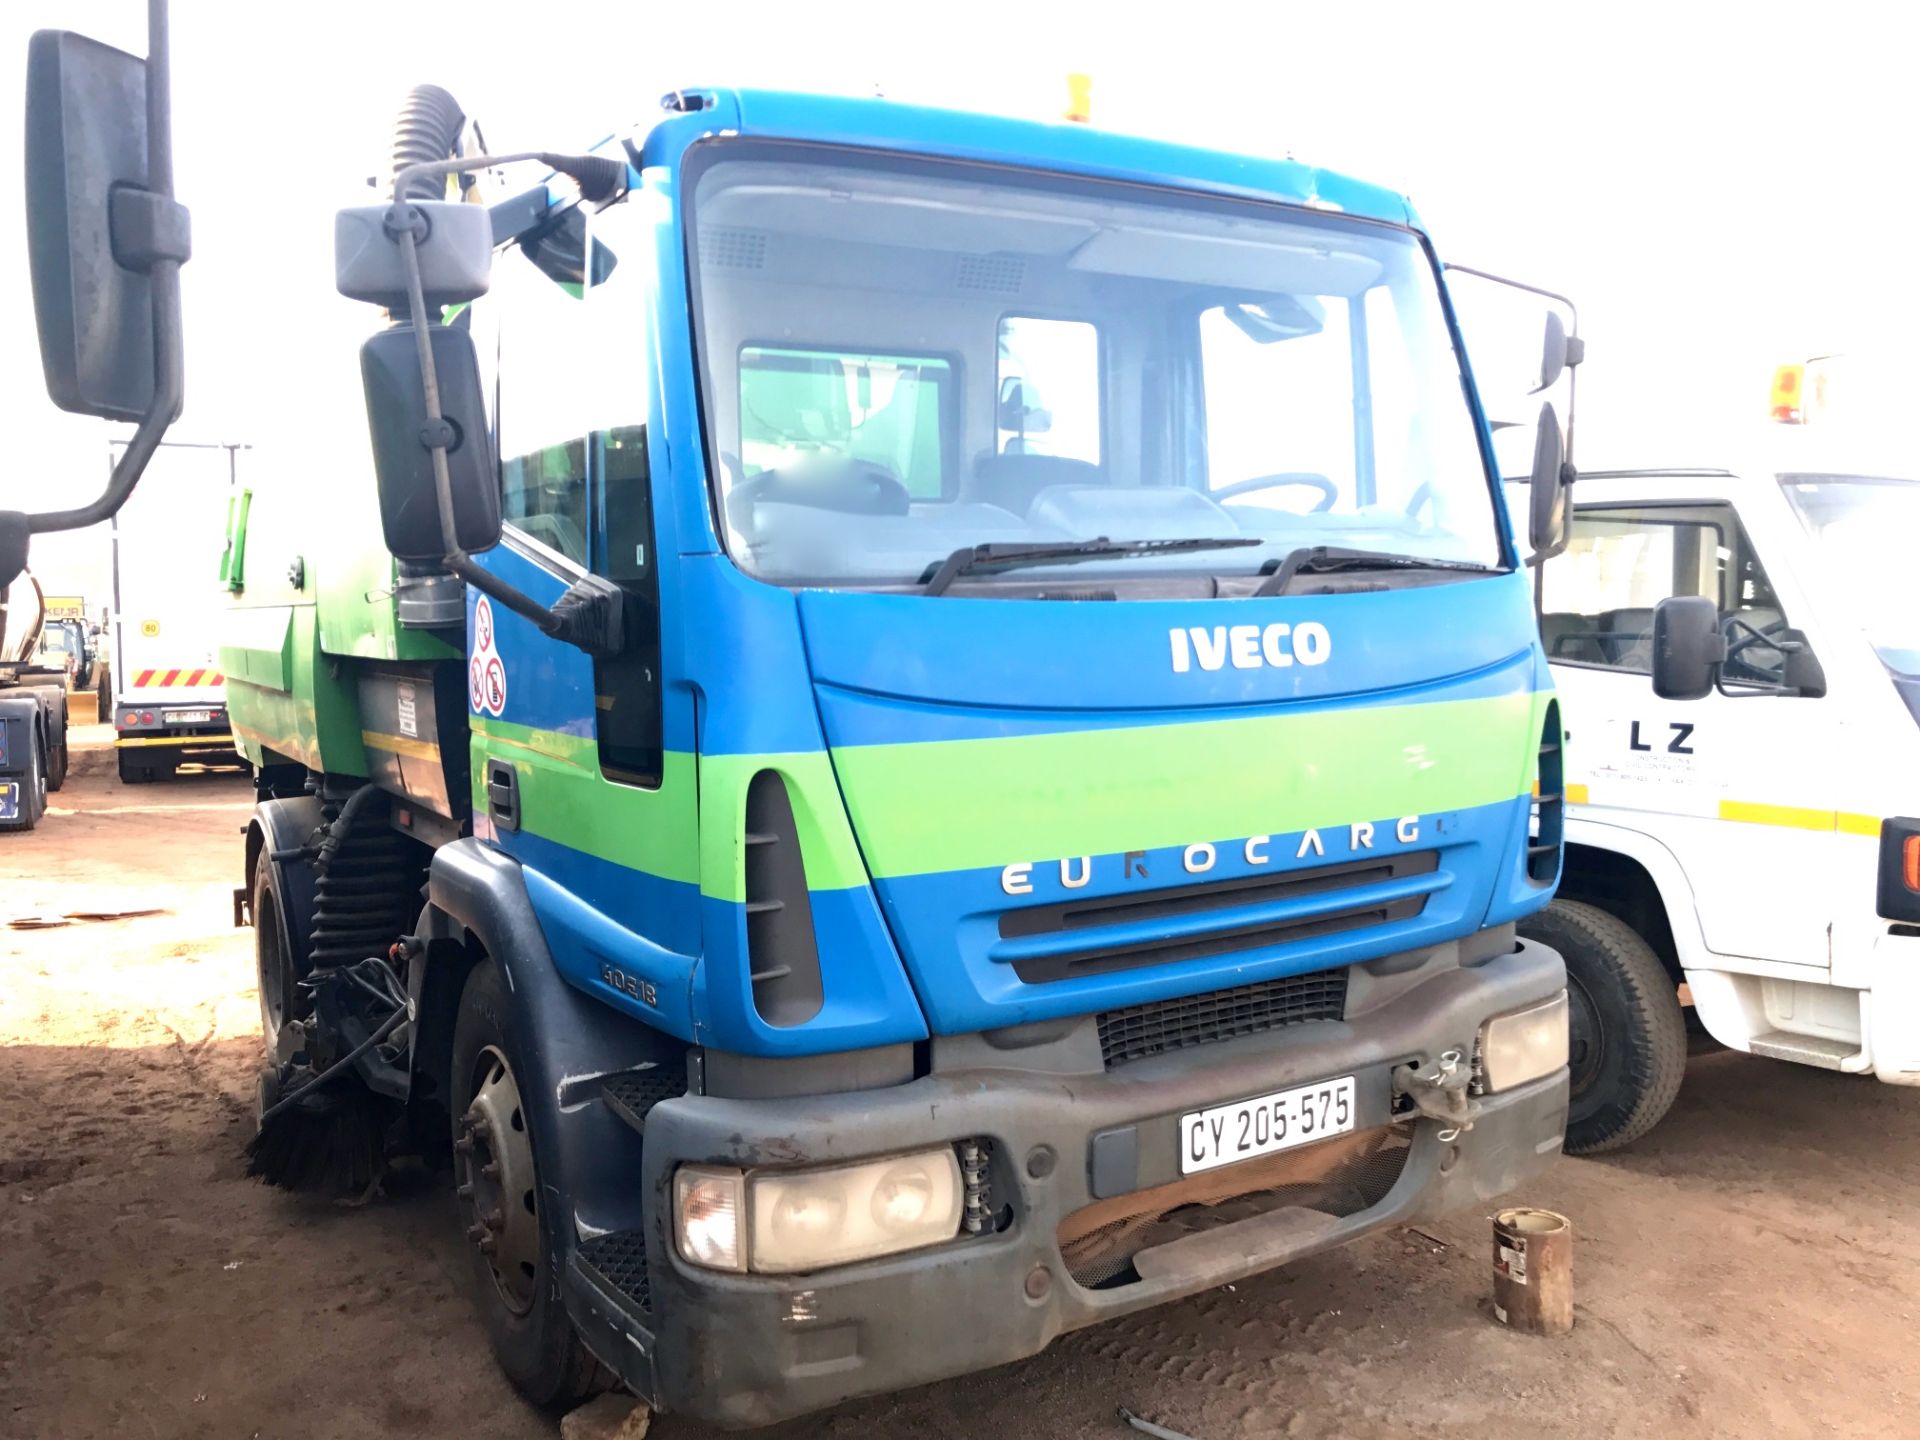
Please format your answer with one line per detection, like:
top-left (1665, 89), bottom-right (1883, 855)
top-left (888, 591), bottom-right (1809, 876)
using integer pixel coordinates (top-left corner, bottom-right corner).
top-left (689, 144), bottom-right (1503, 589)
top-left (1781, 473), bottom-right (1920, 672)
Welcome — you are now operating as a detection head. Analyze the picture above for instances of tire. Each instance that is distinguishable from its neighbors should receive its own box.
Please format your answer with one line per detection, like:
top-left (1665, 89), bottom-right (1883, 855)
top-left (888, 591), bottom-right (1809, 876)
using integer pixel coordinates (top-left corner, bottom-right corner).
top-left (252, 846), bottom-right (308, 1063)
top-left (4, 732), bottom-right (47, 831)
top-left (46, 735), bottom-right (68, 792)
top-left (449, 960), bottom-right (613, 1409)
top-left (117, 751), bottom-right (152, 785)
top-left (1520, 899), bottom-right (1687, 1155)
top-left (95, 680), bottom-right (111, 724)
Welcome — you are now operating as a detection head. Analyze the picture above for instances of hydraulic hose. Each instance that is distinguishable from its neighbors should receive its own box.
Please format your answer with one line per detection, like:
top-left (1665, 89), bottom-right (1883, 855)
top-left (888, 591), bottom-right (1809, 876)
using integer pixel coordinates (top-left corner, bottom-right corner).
top-left (390, 84), bottom-right (466, 200)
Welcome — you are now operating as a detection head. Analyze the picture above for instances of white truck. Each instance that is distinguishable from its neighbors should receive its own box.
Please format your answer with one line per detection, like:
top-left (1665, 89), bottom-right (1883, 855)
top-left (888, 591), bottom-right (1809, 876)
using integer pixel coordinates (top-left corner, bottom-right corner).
top-left (109, 440), bottom-right (244, 783)
top-left (1515, 433), bottom-right (1920, 1151)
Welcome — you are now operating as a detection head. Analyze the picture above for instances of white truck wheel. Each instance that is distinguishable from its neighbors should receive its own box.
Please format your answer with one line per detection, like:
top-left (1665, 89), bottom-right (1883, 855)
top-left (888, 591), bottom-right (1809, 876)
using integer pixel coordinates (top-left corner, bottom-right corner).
top-left (1519, 899), bottom-right (1687, 1154)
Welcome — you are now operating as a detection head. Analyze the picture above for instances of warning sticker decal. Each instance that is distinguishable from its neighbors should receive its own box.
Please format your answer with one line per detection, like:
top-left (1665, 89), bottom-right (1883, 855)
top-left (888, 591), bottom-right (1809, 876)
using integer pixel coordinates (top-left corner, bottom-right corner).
top-left (470, 595), bottom-right (508, 717)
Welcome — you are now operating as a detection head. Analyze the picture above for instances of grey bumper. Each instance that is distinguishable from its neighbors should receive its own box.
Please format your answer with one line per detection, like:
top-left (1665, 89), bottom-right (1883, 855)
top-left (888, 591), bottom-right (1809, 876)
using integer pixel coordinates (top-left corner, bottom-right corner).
top-left (633, 936), bottom-right (1567, 1427)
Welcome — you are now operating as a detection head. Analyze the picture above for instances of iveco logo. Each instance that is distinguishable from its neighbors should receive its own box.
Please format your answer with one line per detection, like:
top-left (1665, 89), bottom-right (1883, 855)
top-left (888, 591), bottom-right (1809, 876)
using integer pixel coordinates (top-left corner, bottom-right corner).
top-left (1170, 622), bottom-right (1331, 673)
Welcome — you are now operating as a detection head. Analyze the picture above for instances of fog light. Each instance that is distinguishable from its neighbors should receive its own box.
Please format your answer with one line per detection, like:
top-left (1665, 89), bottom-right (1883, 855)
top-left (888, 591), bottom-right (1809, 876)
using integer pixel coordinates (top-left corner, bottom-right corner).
top-left (750, 1148), bottom-right (963, 1274)
top-left (674, 1166), bottom-right (745, 1272)
top-left (1478, 992), bottom-right (1569, 1092)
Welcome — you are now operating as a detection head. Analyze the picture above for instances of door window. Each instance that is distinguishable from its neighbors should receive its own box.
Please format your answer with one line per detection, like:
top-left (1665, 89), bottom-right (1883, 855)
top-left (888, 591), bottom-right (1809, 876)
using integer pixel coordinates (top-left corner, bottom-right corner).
top-left (1543, 503), bottom-right (1790, 678)
top-left (478, 196), bottom-right (664, 785)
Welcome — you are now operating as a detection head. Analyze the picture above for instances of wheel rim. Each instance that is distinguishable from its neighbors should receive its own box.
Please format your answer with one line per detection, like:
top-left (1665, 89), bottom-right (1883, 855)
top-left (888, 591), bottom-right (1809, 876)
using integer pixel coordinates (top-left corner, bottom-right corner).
top-left (458, 1044), bottom-right (541, 1316)
top-left (1566, 970), bottom-right (1606, 1104)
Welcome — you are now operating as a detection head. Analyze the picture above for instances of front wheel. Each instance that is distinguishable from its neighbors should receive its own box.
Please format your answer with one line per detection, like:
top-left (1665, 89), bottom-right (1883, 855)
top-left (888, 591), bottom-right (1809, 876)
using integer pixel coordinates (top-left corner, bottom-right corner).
top-left (3, 732), bottom-right (47, 831)
top-left (449, 960), bottom-right (612, 1409)
top-left (1519, 899), bottom-right (1687, 1154)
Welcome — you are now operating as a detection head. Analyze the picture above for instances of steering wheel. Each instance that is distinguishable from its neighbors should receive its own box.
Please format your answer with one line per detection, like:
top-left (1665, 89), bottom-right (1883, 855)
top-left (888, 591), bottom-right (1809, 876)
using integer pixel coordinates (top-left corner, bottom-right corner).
top-left (727, 456), bottom-right (912, 533)
top-left (1211, 472), bottom-right (1338, 512)
top-left (1723, 614), bottom-right (1793, 683)
top-left (1404, 482), bottom-right (1432, 517)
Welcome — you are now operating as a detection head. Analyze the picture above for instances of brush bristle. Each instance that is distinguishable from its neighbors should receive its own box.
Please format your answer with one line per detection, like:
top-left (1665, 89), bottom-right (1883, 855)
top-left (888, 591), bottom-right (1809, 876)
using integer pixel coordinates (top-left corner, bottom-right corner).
top-left (245, 1090), bottom-right (391, 1196)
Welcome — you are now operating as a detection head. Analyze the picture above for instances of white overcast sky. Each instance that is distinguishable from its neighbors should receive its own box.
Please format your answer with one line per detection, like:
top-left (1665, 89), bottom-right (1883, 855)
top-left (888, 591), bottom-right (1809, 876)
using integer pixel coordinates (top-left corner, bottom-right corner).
top-left (1, 0), bottom-right (1912, 601)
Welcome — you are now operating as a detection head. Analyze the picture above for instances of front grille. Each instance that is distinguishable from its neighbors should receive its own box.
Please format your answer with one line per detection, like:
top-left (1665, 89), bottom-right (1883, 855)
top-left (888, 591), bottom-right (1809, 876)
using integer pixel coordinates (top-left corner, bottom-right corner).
top-left (578, 1230), bottom-right (652, 1315)
top-left (1059, 1124), bottom-right (1413, 1289)
top-left (1003, 851), bottom-right (1438, 984)
top-left (1098, 968), bottom-right (1348, 1069)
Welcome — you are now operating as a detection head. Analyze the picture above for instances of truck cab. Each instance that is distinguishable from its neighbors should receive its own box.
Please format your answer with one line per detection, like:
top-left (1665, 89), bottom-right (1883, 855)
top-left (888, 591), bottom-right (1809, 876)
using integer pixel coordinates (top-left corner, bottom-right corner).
top-left (1523, 445), bottom-right (1920, 1150)
top-left (226, 89), bottom-right (1571, 1426)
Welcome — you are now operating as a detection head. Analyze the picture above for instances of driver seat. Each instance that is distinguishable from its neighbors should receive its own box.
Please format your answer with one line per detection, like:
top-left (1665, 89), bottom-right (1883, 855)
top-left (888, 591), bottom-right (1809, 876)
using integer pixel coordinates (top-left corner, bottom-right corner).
top-left (970, 453), bottom-right (1101, 517)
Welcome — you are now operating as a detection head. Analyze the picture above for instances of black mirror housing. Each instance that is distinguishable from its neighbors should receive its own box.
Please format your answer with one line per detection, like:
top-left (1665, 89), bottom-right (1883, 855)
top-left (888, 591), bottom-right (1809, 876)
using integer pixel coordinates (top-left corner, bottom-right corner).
top-left (1652, 595), bottom-right (1725, 700)
top-left (1780, 630), bottom-right (1828, 698)
top-left (361, 325), bottom-right (499, 562)
top-left (1535, 310), bottom-right (1568, 393)
top-left (1527, 402), bottom-right (1569, 557)
top-left (25, 30), bottom-right (168, 420)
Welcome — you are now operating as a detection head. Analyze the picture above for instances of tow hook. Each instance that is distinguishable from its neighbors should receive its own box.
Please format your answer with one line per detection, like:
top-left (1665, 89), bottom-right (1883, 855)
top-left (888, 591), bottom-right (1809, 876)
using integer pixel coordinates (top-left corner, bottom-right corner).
top-left (1393, 1048), bottom-right (1480, 1134)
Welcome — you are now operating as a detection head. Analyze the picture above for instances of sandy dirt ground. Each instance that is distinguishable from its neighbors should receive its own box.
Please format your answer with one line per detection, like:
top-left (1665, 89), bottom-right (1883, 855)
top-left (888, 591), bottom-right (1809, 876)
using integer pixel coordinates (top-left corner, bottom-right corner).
top-left (3, 732), bottom-right (1917, 1439)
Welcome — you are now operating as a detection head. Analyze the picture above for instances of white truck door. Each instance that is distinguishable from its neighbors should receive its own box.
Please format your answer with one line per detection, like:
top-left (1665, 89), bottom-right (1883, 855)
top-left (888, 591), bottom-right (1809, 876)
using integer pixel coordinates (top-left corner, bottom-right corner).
top-left (110, 445), bottom-right (235, 713)
top-left (1546, 496), bottom-right (1836, 969)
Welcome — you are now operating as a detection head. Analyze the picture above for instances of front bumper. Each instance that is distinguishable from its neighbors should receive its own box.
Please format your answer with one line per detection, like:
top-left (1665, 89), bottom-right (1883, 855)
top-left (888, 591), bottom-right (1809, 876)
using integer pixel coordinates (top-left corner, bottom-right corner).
top-left (594, 935), bottom-right (1566, 1427)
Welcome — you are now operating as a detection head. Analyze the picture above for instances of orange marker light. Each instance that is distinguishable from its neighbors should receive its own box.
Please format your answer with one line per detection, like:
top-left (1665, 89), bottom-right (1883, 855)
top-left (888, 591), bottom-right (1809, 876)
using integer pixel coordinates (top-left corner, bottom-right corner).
top-left (1769, 363), bottom-right (1804, 423)
top-left (1905, 834), bottom-right (1920, 892)
top-left (1064, 73), bottom-right (1092, 124)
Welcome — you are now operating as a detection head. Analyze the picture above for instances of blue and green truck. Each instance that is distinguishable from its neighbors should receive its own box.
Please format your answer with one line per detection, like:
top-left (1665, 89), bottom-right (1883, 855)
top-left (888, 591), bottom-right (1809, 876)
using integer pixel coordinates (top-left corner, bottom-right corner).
top-left (11, 16), bottom-right (1577, 1425)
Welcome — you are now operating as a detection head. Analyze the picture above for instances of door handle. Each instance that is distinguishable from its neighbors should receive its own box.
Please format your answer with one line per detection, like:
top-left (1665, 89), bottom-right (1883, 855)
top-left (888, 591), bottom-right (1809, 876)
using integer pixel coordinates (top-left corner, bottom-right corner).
top-left (486, 758), bottom-right (521, 833)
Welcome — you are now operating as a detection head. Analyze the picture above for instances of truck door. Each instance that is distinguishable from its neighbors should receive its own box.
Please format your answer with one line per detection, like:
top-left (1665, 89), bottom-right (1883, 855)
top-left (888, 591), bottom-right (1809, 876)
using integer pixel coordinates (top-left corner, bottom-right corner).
top-left (1546, 498), bottom-right (1835, 968)
top-left (463, 192), bottom-right (704, 1039)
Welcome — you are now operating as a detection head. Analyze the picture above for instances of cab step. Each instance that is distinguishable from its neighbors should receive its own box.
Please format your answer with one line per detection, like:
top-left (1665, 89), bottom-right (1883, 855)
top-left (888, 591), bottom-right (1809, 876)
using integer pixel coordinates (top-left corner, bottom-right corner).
top-left (577, 1230), bottom-right (654, 1318)
top-left (1747, 1030), bottom-right (1862, 1070)
top-left (600, 1066), bottom-right (688, 1135)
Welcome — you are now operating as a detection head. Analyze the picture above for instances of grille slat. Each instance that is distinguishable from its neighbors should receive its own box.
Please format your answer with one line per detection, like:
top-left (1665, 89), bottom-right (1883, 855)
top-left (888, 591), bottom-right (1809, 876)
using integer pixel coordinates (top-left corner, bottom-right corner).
top-left (1097, 967), bottom-right (1348, 1069)
top-left (1004, 852), bottom-right (1438, 984)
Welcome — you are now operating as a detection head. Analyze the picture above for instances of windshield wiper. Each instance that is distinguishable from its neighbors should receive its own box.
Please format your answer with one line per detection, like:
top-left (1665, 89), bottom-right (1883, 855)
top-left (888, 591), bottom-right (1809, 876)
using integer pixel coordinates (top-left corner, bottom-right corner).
top-left (1253, 545), bottom-right (1501, 598)
top-left (919, 536), bottom-right (1260, 596)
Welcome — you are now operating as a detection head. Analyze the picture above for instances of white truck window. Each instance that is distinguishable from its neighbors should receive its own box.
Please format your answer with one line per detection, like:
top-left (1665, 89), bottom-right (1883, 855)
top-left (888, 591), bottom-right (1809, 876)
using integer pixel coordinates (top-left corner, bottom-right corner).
top-left (1543, 503), bottom-right (1790, 677)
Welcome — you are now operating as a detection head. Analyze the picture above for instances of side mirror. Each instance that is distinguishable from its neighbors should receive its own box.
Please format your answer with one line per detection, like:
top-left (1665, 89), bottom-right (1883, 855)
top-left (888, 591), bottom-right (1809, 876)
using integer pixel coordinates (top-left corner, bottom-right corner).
top-left (25, 30), bottom-right (181, 420)
top-left (1527, 402), bottom-right (1570, 557)
top-left (1536, 310), bottom-right (1569, 393)
top-left (996, 378), bottom-right (1052, 434)
top-left (360, 325), bottom-right (499, 561)
top-left (335, 201), bottom-right (493, 308)
top-left (1652, 596), bottom-right (1726, 700)
top-left (1780, 630), bottom-right (1828, 699)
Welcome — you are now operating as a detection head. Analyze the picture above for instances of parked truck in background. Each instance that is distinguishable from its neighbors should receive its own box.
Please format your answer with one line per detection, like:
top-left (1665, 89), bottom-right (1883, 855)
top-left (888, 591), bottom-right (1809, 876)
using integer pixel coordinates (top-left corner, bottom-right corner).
top-left (0, 574), bottom-right (72, 831)
top-left (198, 81), bottom-right (1585, 1427)
top-left (1509, 423), bottom-right (1920, 1151)
top-left (109, 440), bottom-right (243, 783)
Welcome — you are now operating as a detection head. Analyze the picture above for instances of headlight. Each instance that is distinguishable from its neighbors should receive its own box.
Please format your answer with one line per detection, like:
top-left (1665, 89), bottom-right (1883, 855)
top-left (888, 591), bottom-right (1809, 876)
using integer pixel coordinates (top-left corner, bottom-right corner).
top-left (1478, 992), bottom-right (1569, 1092)
top-left (675, 1148), bottom-right (964, 1274)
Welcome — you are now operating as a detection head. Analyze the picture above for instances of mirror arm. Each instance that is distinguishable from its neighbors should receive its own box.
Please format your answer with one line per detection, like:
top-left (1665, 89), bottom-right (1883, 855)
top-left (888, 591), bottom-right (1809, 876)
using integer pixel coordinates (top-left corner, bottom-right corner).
top-left (20, 0), bottom-right (187, 538)
top-left (391, 191), bottom-right (624, 658)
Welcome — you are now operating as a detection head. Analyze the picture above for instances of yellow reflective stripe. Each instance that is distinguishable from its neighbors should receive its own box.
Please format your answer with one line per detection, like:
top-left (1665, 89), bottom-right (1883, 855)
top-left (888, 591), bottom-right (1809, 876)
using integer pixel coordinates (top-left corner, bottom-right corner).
top-left (1563, 786), bottom-right (1876, 834)
top-left (360, 728), bottom-right (440, 763)
top-left (1718, 799), bottom-right (1834, 830)
top-left (115, 734), bottom-right (236, 748)
top-left (1717, 799), bottom-right (1882, 834)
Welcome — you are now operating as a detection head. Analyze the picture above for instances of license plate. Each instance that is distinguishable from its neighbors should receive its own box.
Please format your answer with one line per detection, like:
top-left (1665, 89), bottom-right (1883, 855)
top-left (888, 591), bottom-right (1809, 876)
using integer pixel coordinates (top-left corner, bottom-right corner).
top-left (1180, 1075), bottom-right (1357, 1175)
top-left (167, 709), bottom-right (214, 724)
top-left (0, 781), bottom-right (17, 821)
